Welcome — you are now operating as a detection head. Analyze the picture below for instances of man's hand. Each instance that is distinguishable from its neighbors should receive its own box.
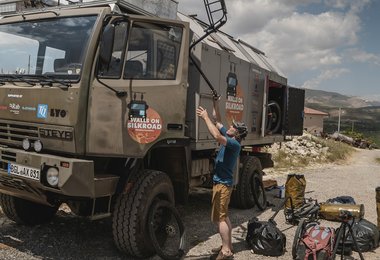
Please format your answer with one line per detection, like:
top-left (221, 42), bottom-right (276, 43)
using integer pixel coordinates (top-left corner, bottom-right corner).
top-left (196, 106), bottom-right (209, 120)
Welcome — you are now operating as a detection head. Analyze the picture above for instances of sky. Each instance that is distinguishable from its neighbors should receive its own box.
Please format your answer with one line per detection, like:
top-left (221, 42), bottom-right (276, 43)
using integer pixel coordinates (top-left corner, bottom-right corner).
top-left (178, 0), bottom-right (380, 101)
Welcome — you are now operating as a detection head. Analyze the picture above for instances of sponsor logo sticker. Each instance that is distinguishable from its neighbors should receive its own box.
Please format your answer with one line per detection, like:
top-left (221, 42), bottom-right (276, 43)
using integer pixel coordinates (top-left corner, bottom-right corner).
top-left (39, 128), bottom-right (73, 140)
top-left (7, 94), bottom-right (23, 98)
top-left (22, 106), bottom-right (36, 111)
top-left (225, 84), bottom-right (244, 125)
top-left (127, 108), bottom-right (162, 144)
top-left (37, 104), bottom-right (48, 118)
top-left (50, 109), bottom-right (67, 118)
top-left (9, 103), bottom-right (20, 115)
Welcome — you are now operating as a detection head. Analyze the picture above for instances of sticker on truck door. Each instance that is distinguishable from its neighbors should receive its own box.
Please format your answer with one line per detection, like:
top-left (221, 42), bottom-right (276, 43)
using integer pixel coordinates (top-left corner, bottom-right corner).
top-left (127, 108), bottom-right (163, 144)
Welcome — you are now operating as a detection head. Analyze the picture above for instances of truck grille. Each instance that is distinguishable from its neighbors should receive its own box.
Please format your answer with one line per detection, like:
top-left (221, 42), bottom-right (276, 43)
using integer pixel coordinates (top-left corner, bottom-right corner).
top-left (0, 121), bottom-right (39, 148)
top-left (0, 151), bottom-right (16, 163)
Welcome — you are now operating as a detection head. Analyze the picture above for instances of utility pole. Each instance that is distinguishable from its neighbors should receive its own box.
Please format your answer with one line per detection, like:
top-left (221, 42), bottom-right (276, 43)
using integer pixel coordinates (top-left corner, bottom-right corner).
top-left (27, 55), bottom-right (31, 74)
top-left (351, 120), bottom-right (354, 132)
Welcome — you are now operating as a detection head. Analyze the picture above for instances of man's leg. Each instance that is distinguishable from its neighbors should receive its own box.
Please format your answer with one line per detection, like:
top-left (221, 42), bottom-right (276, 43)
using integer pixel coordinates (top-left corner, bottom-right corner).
top-left (217, 185), bottom-right (233, 255)
top-left (218, 219), bottom-right (232, 254)
top-left (225, 217), bottom-right (233, 250)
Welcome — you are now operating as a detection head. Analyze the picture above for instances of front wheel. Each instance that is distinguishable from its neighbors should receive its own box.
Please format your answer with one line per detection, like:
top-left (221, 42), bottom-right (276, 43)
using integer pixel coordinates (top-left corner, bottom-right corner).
top-left (0, 194), bottom-right (58, 225)
top-left (112, 170), bottom-right (175, 258)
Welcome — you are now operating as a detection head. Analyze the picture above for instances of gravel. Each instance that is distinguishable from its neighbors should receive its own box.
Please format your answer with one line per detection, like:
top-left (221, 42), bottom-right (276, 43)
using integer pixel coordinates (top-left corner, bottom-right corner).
top-left (0, 148), bottom-right (379, 260)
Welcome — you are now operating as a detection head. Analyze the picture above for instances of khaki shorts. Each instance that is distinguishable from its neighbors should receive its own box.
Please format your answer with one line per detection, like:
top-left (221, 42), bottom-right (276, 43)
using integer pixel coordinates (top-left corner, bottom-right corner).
top-left (211, 183), bottom-right (233, 222)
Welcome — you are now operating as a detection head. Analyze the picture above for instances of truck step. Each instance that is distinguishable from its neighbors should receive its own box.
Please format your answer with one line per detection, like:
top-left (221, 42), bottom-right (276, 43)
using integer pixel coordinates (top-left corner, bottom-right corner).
top-left (94, 174), bottom-right (119, 197)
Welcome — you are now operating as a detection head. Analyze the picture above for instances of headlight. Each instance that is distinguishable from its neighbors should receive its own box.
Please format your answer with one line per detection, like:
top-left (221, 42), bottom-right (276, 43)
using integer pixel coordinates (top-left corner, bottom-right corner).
top-left (46, 167), bottom-right (59, 187)
top-left (22, 138), bottom-right (31, 150)
top-left (33, 140), bottom-right (43, 152)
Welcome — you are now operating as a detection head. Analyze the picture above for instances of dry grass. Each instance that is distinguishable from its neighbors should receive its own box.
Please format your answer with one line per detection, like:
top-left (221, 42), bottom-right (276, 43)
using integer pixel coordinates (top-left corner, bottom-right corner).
top-left (375, 158), bottom-right (380, 164)
top-left (312, 138), bottom-right (355, 162)
top-left (272, 150), bottom-right (310, 169)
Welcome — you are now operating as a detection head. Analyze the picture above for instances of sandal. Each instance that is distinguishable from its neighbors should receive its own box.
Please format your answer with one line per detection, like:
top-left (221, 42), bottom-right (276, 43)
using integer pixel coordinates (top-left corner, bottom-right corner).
top-left (211, 246), bottom-right (222, 254)
top-left (211, 246), bottom-right (234, 254)
top-left (215, 250), bottom-right (234, 260)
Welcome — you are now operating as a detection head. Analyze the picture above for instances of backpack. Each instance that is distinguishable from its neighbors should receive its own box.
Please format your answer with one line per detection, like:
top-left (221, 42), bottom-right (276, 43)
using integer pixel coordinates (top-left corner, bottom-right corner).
top-left (295, 223), bottom-right (335, 260)
top-left (326, 196), bottom-right (356, 205)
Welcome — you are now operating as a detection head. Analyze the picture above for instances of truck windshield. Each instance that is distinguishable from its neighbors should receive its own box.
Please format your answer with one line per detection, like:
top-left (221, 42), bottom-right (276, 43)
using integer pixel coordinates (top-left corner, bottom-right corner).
top-left (0, 15), bottom-right (97, 80)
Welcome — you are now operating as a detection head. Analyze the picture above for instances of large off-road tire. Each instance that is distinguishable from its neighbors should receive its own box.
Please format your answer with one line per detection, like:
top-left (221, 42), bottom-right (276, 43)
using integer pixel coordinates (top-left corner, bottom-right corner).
top-left (266, 100), bottom-right (282, 134)
top-left (112, 170), bottom-right (175, 258)
top-left (0, 194), bottom-right (58, 225)
top-left (230, 156), bottom-right (265, 209)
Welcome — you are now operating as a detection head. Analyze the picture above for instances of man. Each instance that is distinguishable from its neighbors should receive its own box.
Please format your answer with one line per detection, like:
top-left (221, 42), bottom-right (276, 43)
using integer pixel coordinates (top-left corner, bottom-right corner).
top-left (196, 99), bottom-right (248, 260)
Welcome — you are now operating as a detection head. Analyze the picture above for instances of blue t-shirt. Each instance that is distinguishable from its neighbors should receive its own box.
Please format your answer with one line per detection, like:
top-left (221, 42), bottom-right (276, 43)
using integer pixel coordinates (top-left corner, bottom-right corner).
top-left (213, 126), bottom-right (241, 186)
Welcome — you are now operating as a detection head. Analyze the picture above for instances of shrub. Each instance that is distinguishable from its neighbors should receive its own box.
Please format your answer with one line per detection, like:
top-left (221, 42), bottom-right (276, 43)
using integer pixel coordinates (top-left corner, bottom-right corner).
top-left (312, 137), bottom-right (355, 162)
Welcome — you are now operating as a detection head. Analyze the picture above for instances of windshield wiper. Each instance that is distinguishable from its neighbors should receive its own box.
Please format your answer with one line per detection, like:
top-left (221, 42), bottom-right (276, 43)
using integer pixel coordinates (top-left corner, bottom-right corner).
top-left (39, 75), bottom-right (72, 89)
top-left (0, 75), bottom-right (36, 86)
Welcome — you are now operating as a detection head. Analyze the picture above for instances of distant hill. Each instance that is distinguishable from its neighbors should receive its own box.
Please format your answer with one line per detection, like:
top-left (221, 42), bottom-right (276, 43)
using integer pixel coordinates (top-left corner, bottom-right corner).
top-left (304, 89), bottom-right (380, 108)
top-left (304, 88), bottom-right (380, 144)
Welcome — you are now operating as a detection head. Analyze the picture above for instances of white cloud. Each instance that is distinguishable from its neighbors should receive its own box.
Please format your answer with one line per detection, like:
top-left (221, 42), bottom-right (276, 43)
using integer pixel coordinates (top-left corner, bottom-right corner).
top-left (324, 0), bottom-right (371, 13)
top-left (241, 10), bottom-right (360, 74)
top-left (302, 68), bottom-right (350, 89)
top-left (179, 0), bottom-right (372, 91)
top-left (346, 48), bottom-right (380, 65)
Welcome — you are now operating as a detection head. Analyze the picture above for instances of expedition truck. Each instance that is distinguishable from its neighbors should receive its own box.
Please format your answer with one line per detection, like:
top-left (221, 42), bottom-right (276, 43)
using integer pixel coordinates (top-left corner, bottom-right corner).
top-left (0, 0), bottom-right (305, 258)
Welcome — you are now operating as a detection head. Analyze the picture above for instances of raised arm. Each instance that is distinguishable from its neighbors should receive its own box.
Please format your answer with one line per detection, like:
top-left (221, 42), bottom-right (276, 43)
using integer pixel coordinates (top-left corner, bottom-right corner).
top-left (212, 97), bottom-right (221, 121)
top-left (197, 106), bottom-right (227, 146)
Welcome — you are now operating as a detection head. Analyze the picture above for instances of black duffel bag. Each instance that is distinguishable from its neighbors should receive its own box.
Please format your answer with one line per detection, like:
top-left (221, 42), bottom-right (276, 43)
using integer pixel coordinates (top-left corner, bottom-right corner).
top-left (246, 199), bottom-right (287, 256)
top-left (346, 218), bottom-right (380, 252)
top-left (246, 217), bottom-right (286, 256)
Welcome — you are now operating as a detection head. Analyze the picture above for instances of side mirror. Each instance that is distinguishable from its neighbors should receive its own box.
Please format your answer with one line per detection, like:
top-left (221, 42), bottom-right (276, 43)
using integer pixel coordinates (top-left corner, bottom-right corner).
top-left (99, 24), bottom-right (115, 68)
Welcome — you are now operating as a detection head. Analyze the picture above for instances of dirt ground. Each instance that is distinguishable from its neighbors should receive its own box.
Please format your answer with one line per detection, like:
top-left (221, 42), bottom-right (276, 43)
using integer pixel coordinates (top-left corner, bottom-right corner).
top-left (0, 148), bottom-right (379, 260)
top-left (184, 148), bottom-right (380, 260)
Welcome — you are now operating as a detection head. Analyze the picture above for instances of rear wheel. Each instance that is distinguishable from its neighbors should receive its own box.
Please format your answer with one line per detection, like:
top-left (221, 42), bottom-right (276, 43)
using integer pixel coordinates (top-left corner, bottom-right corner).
top-left (112, 170), bottom-right (174, 258)
top-left (0, 194), bottom-right (58, 225)
top-left (231, 156), bottom-right (266, 209)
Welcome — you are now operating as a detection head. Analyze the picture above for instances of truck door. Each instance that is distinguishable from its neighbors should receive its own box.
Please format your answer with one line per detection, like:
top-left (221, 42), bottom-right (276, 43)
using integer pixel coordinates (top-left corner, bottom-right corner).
top-left (284, 87), bottom-right (305, 136)
top-left (87, 17), bottom-right (189, 157)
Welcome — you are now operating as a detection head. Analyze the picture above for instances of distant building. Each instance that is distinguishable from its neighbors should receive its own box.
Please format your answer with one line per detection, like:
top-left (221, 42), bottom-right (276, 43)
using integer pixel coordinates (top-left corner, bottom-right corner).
top-left (304, 107), bottom-right (329, 135)
top-left (0, 0), bottom-right (19, 13)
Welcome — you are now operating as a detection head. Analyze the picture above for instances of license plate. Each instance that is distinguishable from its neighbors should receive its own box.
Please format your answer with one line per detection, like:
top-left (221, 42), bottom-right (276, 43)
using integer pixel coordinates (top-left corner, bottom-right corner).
top-left (7, 163), bottom-right (40, 181)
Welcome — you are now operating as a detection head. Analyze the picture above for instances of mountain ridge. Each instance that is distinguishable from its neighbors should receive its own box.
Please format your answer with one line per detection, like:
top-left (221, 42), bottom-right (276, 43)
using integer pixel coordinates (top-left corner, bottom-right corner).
top-left (303, 88), bottom-right (380, 144)
top-left (303, 88), bottom-right (380, 108)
